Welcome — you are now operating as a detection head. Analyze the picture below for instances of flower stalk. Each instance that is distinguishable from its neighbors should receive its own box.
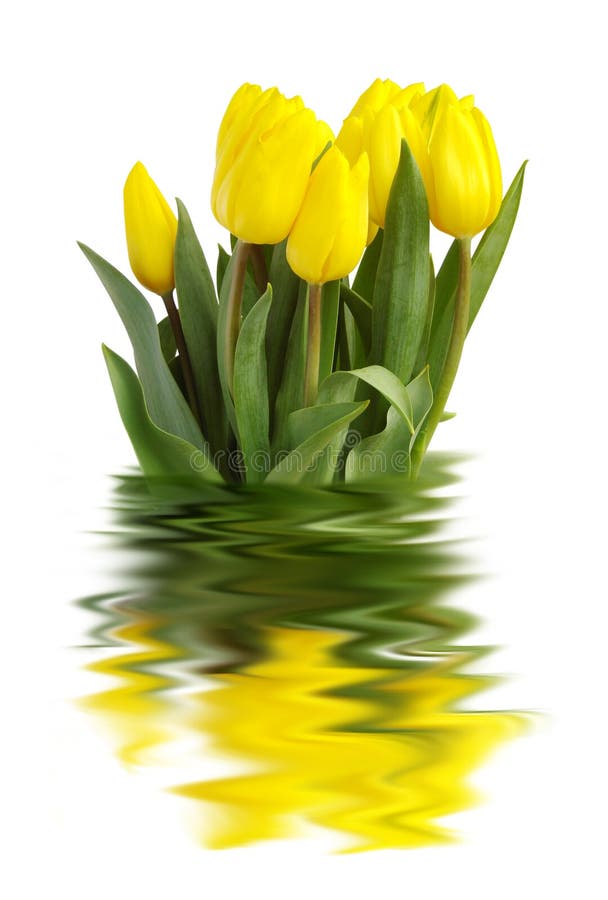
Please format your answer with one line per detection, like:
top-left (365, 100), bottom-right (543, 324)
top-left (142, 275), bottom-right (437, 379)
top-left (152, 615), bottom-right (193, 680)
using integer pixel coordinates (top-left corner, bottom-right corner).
top-left (223, 240), bottom-right (251, 397)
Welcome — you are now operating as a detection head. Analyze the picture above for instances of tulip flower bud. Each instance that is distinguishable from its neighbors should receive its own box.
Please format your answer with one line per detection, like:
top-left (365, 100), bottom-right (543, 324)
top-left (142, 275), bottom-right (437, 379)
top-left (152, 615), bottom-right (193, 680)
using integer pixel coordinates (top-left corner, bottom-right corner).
top-left (348, 77), bottom-right (402, 116)
top-left (337, 81), bottom-right (429, 232)
top-left (286, 146), bottom-right (369, 285)
top-left (426, 101), bottom-right (502, 237)
top-left (123, 162), bottom-right (177, 296)
top-left (212, 84), bottom-right (331, 245)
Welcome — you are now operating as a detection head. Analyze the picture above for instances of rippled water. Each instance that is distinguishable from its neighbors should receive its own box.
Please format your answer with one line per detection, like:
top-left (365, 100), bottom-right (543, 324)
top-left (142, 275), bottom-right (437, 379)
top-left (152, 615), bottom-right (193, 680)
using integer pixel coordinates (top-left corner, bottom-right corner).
top-left (79, 454), bottom-right (526, 852)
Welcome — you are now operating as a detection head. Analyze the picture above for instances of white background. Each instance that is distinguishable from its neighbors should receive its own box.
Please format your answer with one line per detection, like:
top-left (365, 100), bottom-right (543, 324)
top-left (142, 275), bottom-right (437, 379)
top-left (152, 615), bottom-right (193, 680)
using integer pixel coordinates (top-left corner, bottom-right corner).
top-left (2, 0), bottom-right (607, 896)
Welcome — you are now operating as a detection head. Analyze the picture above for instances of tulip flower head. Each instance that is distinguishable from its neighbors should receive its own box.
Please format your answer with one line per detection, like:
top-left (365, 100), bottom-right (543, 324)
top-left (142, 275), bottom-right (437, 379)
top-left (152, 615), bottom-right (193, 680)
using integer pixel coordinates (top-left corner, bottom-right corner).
top-left (212, 83), bottom-right (332, 245)
top-left (286, 146), bottom-right (369, 285)
top-left (123, 162), bottom-right (178, 296)
top-left (337, 79), bottom-right (429, 231)
top-left (424, 95), bottom-right (502, 237)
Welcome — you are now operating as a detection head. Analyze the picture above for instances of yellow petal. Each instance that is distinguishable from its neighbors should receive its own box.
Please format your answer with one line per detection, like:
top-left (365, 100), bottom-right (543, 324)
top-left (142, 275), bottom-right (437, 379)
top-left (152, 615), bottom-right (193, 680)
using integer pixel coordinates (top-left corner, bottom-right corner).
top-left (471, 106), bottom-right (502, 228)
top-left (215, 83), bottom-right (262, 159)
top-left (228, 107), bottom-right (319, 244)
top-left (348, 78), bottom-right (402, 117)
top-left (368, 105), bottom-right (403, 227)
top-left (412, 83), bottom-right (459, 143)
top-left (428, 104), bottom-right (493, 237)
top-left (335, 115), bottom-right (365, 166)
top-left (286, 147), bottom-right (369, 284)
top-left (123, 162), bottom-right (177, 295)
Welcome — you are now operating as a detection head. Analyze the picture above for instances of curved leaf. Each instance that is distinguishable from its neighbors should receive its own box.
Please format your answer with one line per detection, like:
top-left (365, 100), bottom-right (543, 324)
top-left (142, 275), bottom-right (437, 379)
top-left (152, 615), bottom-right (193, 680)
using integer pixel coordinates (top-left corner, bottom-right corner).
top-left (175, 200), bottom-right (224, 453)
top-left (102, 345), bottom-right (220, 482)
top-left (267, 400), bottom-right (369, 485)
top-left (345, 406), bottom-right (412, 482)
top-left (353, 228), bottom-right (383, 301)
top-left (79, 243), bottom-right (203, 447)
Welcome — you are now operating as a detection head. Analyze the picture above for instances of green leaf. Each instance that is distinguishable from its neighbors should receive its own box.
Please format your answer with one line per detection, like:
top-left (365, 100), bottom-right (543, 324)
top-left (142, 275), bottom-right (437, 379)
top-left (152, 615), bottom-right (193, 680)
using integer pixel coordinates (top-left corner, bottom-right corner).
top-left (319, 280), bottom-right (340, 386)
top-left (340, 283), bottom-right (372, 354)
top-left (158, 316), bottom-right (176, 363)
top-left (265, 239), bottom-right (301, 411)
top-left (102, 345), bottom-right (220, 482)
top-left (272, 281), bottom-right (308, 450)
top-left (352, 228), bottom-right (383, 301)
top-left (79, 243), bottom-right (203, 447)
top-left (266, 400), bottom-right (369, 485)
top-left (428, 161), bottom-right (527, 391)
top-left (174, 200), bottom-right (225, 453)
top-left (319, 364), bottom-right (433, 441)
top-left (345, 406), bottom-right (412, 482)
top-left (233, 286), bottom-right (273, 484)
top-left (413, 255), bottom-right (436, 373)
top-left (216, 244), bottom-right (230, 295)
top-left (371, 140), bottom-right (430, 382)
top-left (371, 139), bottom-right (430, 385)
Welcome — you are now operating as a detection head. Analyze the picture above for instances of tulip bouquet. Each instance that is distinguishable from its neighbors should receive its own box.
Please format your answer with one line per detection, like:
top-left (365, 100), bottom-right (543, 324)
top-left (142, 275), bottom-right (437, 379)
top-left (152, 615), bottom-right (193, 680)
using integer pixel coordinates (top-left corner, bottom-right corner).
top-left (80, 79), bottom-right (525, 486)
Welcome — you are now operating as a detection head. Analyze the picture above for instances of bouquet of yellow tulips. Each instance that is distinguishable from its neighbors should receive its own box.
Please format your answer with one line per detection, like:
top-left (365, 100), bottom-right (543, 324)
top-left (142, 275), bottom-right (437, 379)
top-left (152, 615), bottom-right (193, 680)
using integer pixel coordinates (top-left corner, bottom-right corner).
top-left (80, 79), bottom-right (525, 486)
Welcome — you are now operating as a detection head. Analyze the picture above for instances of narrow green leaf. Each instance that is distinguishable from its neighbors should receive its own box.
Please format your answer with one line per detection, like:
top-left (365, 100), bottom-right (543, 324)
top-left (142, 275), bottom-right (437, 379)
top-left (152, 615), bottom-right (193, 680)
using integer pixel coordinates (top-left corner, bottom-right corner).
top-left (174, 200), bottom-right (224, 453)
top-left (353, 228), bottom-right (383, 301)
top-left (267, 400), bottom-right (369, 485)
top-left (413, 255), bottom-right (436, 373)
top-left (428, 161), bottom-right (527, 391)
top-left (79, 243), bottom-right (203, 447)
top-left (371, 139), bottom-right (430, 385)
top-left (340, 283), bottom-right (372, 353)
top-left (345, 406), bottom-right (412, 482)
top-left (319, 280), bottom-right (340, 386)
top-left (233, 286), bottom-right (273, 484)
top-left (102, 345), bottom-right (220, 482)
top-left (216, 244), bottom-right (230, 295)
top-left (272, 281), bottom-right (308, 450)
top-left (265, 239), bottom-right (301, 410)
top-left (319, 364), bottom-right (433, 439)
top-left (158, 316), bottom-right (176, 363)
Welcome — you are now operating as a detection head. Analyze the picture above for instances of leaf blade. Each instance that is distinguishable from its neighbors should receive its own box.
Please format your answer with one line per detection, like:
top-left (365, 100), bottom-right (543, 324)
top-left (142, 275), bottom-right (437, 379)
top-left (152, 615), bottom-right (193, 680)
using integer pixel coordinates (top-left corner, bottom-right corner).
top-left (79, 242), bottom-right (203, 447)
top-left (102, 344), bottom-right (220, 482)
top-left (371, 139), bottom-right (431, 385)
top-left (233, 286), bottom-right (273, 483)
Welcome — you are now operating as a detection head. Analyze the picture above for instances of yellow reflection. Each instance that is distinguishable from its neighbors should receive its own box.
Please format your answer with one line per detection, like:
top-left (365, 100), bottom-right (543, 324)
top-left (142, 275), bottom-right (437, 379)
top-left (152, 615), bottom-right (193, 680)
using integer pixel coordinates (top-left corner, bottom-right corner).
top-left (84, 621), bottom-right (524, 852)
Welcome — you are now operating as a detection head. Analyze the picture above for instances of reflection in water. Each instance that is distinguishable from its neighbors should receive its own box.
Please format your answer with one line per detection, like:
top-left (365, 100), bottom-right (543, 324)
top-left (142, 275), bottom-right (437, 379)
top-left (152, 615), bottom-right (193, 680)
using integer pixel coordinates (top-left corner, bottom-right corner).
top-left (79, 455), bottom-right (525, 851)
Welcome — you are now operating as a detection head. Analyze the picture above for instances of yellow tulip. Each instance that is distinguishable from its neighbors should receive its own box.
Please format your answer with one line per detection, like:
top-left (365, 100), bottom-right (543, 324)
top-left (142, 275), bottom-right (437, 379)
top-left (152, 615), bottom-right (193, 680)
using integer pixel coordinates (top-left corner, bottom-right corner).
top-left (123, 162), bottom-right (177, 296)
top-left (337, 80), bottom-right (429, 231)
top-left (286, 146), bottom-right (369, 285)
top-left (426, 99), bottom-right (502, 237)
top-left (348, 77), bottom-right (402, 117)
top-left (212, 83), bottom-right (331, 245)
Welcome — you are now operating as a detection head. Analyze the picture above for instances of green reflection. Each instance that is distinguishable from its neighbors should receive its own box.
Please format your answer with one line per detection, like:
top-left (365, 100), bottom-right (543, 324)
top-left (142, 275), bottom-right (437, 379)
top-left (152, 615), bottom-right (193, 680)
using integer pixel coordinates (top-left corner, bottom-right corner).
top-left (80, 454), bottom-right (525, 851)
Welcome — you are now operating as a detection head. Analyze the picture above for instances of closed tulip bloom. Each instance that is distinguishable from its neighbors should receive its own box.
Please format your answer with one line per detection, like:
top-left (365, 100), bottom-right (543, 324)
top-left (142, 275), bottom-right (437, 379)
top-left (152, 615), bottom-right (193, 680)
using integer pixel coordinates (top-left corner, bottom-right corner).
top-left (348, 77), bottom-right (403, 117)
top-left (123, 162), bottom-right (178, 296)
top-left (427, 101), bottom-right (502, 237)
top-left (411, 83), bottom-right (459, 143)
top-left (367, 103), bottom-right (432, 228)
top-left (337, 81), bottom-right (429, 232)
top-left (286, 146), bottom-right (369, 285)
top-left (212, 84), bottom-right (329, 245)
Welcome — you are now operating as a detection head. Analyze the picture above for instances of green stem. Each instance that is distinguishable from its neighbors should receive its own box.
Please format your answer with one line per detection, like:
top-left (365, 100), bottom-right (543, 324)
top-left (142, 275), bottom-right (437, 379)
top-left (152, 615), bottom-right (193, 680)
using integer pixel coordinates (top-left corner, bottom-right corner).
top-left (411, 236), bottom-right (471, 476)
top-left (162, 290), bottom-right (200, 424)
top-left (304, 282), bottom-right (322, 406)
top-left (223, 240), bottom-right (251, 398)
top-left (250, 244), bottom-right (269, 293)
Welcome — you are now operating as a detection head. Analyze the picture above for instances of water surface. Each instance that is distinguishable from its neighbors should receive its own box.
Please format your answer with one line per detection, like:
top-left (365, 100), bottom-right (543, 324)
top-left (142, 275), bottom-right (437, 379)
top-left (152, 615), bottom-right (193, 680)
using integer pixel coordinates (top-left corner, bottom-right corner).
top-left (79, 454), bottom-right (525, 851)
